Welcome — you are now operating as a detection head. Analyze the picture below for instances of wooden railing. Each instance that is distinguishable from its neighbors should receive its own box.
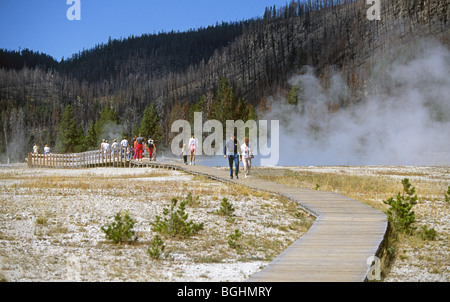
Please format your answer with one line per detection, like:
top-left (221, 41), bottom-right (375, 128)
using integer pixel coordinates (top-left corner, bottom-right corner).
top-left (28, 148), bottom-right (131, 168)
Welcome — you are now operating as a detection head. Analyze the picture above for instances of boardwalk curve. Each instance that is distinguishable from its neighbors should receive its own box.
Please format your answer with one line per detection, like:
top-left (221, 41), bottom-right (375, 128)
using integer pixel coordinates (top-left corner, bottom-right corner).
top-left (136, 160), bottom-right (387, 282)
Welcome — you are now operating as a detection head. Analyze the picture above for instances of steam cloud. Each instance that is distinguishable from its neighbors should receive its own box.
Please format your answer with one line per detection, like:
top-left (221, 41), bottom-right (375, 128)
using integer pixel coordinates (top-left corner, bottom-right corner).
top-left (263, 40), bottom-right (450, 166)
top-left (5, 108), bottom-right (27, 164)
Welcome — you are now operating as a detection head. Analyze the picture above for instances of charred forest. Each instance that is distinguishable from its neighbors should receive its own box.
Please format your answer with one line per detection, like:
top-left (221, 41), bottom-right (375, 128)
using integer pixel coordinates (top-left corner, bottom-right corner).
top-left (0, 0), bottom-right (448, 162)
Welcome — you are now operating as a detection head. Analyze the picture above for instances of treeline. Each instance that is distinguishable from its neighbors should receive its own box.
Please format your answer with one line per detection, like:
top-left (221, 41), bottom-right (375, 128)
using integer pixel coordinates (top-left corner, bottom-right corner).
top-left (0, 48), bottom-right (58, 71)
top-left (54, 77), bottom-right (257, 154)
top-left (0, 0), bottom-right (448, 162)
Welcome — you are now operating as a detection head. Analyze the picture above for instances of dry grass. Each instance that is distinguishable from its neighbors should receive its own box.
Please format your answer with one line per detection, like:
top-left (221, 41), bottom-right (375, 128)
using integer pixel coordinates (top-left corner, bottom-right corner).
top-left (253, 167), bottom-right (448, 212)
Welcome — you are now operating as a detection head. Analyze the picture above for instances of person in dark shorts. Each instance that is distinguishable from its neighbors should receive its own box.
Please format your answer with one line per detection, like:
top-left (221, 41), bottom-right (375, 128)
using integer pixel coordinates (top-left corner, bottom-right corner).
top-left (224, 133), bottom-right (240, 179)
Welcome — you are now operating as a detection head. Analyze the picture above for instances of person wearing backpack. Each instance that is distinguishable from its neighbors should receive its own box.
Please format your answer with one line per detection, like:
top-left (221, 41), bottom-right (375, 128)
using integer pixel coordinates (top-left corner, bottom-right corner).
top-left (147, 136), bottom-right (156, 161)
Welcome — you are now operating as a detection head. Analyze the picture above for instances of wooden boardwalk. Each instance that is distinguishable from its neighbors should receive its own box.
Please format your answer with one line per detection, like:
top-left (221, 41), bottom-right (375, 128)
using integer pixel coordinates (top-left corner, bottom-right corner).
top-left (28, 150), bottom-right (131, 168)
top-left (137, 160), bottom-right (388, 282)
top-left (28, 154), bottom-right (387, 282)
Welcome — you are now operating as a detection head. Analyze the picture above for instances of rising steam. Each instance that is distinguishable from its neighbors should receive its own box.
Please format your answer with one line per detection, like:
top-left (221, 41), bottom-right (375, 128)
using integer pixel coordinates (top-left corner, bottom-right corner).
top-left (263, 40), bottom-right (450, 166)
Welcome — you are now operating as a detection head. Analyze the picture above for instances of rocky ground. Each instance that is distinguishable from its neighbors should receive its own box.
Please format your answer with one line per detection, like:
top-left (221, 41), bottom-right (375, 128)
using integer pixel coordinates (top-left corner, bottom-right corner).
top-left (0, 164), bottom-right (448, 282)
top-left (0, 164), bottom-right (313, 282)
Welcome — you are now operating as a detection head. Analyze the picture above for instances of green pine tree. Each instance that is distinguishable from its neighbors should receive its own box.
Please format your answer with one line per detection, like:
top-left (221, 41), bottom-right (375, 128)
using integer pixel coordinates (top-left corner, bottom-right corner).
top-left (383, 178), bottom-right (418, 234)
top-left (84, 121), bottom-right (98, 150)
top-left (247, 104), bottom-right (258, 121)
top-left (212, 77), bottom-right (237, 124)
top-left (235, 98), bottom-right (248, 121)
top-left (189, 96), bottom-right (206, 127)
top-left (139, 102), bottom-right (160, 141)
top-left (55, 105), bottom-right (83, 153)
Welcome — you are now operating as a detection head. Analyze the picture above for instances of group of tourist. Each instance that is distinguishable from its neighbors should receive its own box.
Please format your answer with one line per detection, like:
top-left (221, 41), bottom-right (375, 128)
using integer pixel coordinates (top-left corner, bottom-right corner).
top-left (33, 143), bottom-right (51, 155)
top-left (32, 133), bottom-right (254, 178)
top-left (183, 133), bottom-right (254, 179)
top-left (224, 134), bottom-right (254, 179)
top-left (100, 135), bottom-right (157, 162)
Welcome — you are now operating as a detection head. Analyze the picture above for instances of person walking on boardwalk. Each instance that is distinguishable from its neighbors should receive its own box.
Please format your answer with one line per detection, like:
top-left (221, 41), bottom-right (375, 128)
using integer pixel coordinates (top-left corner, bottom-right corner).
top-left (100, 139), bottom-right (107, 158)
top-left (104, 140), bottom-right (111, 159)
top-left (147, 136), bottom-right (156, 161)
top-left (134, 134), bottom-right (144, 162)
top-left (130, 136), bottom-right (136, 159)
top-left (224, 133), bottom-right (240, 179)
top-left (111, 139), bottom-right (119, 159)
top-left (181, 144), bottom-right (188, 165)
top-left (189, 134), bottom-right (198, 165)
top-left (33, 143), bottom-right (39, 154)
top-left (120, 136), bottom-right (128, 159)
top-left (44, 145), bottom-right (50, 155)
top-left (240, 137), bottom-right (253, 179)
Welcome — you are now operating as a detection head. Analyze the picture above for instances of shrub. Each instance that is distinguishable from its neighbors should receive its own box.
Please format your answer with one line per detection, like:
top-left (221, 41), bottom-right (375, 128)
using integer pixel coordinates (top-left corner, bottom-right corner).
top-left (217, 197), bottom-right (235, 222)
top-left (101, 212), bottom-right (137, 244)
top-left (185, 192), bottom-right (201, 207)
top-left (383, 178), bottom-right (418, 234)
top-left (228, 229), bottom-right (242, 249)
top-left (151, 196), bottom-right (204, 238)
top-left (419, 225), bottom-right (437, 241)
top-left (147, 235), bottom-right (165, 259)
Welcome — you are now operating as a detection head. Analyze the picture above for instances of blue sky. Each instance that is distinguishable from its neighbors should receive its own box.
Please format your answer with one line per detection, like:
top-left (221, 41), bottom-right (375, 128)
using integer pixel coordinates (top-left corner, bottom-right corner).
top-left (0, 0), bottom-right (290, 61)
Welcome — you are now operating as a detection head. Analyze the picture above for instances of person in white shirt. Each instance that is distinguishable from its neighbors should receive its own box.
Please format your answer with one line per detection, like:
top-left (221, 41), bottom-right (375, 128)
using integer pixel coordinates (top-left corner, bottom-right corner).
top-left (111, 139), bottom-right (120, 159)
top-left (120, 137), bottom-right (129, 159)
top-left (44, 145), bottom-right (50, 155)
top-left (100, 139), bottom-right (107, 158)
top-left (240, 137), bottom-right (253, 178)
top-left (103, 140), bottom-right (111, 159)
top-left (120, 137), bottom-right (128, 149)
top-left (33, 143), bottom-right (39, 154)
top-left (181, 144), bottom-right (188, 165)
top-left (188, 134), bottom-right (198, 165)
top-left (111, 139), bottom-right (119, 149)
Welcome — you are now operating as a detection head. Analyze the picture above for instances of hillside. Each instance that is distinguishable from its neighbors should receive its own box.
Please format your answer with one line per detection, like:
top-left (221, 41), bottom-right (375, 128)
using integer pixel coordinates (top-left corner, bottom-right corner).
top-left (0, 0), bottom-right (448, 162)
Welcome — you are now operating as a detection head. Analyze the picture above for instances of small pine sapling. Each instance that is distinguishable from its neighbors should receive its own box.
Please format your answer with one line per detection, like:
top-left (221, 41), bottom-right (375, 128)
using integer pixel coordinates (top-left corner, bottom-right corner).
top-left (217, 197), bottom-right (235, 222)
top-left (147, 235), bottom-right (165, 259)
top-left (228, 229), bottom-right (242, 249)
top-left (383, 178), bottom-right (418, 234)
top-left (101, 212), bottom-right (137, 244)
